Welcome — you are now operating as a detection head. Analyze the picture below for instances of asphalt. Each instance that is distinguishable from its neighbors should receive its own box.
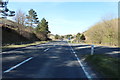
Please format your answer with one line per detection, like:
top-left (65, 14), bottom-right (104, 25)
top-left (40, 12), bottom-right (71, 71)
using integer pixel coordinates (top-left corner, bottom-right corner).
top-left (1, 41), bottom-right (120, 79)
top-left (2, 41), bottom-right (88, 79)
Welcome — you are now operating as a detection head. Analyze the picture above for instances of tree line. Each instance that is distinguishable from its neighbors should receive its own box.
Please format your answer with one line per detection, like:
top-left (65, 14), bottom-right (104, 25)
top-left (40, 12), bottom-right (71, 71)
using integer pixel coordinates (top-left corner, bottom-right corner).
top-left (54, 33), bottom-right (86, 42)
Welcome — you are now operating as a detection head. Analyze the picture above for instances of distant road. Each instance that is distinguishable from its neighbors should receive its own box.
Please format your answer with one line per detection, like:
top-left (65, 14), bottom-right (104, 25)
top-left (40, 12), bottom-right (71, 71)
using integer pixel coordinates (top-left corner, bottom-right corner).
top-left (2, 41), bottom-right (119, 79)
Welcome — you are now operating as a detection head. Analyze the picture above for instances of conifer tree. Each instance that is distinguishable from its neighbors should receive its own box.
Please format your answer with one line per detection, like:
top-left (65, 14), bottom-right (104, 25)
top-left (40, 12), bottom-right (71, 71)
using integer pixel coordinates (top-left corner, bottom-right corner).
top-left (36, 18), bottom-right (50, 34)
top-left (26, 9), bottom-right (39, 27)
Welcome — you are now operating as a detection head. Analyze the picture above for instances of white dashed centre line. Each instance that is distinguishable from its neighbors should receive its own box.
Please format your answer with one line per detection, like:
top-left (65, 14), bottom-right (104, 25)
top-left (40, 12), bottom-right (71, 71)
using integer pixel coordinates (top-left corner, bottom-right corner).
top-left (4, 57), bottom-right (33, 73)
top-left (44, 48), bottom-right (49, 52)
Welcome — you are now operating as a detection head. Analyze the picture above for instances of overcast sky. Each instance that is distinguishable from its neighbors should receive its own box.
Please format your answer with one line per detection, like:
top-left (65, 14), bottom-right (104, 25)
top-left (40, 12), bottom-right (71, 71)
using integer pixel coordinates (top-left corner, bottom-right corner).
top-left (7, 1), bottom-right (118, 35)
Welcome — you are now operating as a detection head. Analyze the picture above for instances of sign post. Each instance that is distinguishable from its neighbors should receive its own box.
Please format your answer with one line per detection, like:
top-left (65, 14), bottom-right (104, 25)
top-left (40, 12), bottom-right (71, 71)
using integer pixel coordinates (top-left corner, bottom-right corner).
top-left (91, 45), bottom-right (94, 55)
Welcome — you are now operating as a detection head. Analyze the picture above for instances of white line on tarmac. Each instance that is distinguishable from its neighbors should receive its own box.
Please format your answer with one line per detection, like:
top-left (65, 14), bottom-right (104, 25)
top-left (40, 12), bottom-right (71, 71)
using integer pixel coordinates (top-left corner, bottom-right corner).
top-left (44, 48), bottom-right (49, 52)
top-left (4, 57), bottom-right (33, 73)
top-left (75, 54), bottom-right (92, 79)
top-left (67, 41), bottom-right (92, 80)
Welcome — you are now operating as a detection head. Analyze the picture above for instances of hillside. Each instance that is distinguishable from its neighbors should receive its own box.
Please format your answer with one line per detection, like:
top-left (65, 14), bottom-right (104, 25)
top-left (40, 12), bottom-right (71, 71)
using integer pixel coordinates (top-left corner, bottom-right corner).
top-left (0, 18), bottom-right (49, 46)
top-left (84, 18), bottom-right (118, 46)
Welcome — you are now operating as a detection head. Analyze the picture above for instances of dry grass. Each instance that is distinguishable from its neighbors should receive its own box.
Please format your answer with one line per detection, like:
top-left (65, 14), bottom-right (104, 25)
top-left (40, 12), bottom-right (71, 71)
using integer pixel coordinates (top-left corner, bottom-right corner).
top-left (2, 41), bottom-right (49, 49)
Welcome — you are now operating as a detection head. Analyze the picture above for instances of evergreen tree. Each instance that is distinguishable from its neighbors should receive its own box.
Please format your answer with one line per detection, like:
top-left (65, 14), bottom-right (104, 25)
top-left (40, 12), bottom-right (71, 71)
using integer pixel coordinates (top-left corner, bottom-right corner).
top-left (26, 9), bottom-right (39, 27)
top-left (55, 34), bottom-right (60, 39)
top-left (80, 34), bottom-right (86, 40)
top-left (36, 18), bottom-right (50, 34)
top-left (76, 33), bottom-right (85, 40)
top-left (76, 33), bottom-right (81, 40)
top-left (0, 0), bottom-right (15, 18)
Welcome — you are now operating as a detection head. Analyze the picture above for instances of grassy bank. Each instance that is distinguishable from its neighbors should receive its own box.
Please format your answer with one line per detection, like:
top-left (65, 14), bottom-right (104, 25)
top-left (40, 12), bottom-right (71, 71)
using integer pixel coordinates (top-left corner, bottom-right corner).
top-left (2, 41), bottom-right (49, 50)
top-left (85, 54), bottom-right (120, 78)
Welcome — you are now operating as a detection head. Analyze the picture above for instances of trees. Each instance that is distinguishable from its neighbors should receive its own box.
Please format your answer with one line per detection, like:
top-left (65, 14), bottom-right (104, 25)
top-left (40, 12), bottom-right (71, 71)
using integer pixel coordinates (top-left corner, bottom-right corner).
top-left (65, 34), bottom-right (73, 39)
top-left (76, 33), bottom-right (85, 40)
top-left (36, 18), bottom-right (50, 34)
top-left (14, 9), bottom-right (39, 27)
top-left (55, 34), bottom-right (60, 39)
top-left (80, 34), bottom-right (86, 40)
top-left (35, 18), bottom-right (50, 41)
top-left (76, 33), bottom-right (81, 40)
top-left (14, 10), bottom-right (26, 25)
top-left (0, 0), bottom-right (15, 18)
top-left (26, 9), bottom-right (39, 27)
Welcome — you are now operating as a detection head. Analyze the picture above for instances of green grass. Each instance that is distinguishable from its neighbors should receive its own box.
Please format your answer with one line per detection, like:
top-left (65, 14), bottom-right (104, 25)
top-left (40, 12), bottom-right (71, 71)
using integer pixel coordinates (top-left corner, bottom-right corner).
top-left (2, 41), bottom-right (49, 49)
top-left (85, 54), bottom-right (120, 78)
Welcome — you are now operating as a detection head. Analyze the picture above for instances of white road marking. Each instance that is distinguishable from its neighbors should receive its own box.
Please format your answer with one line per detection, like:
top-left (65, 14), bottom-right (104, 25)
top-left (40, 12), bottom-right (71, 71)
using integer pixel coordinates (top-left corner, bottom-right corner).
top-left (67, 41), bottom-right (92, 79)
top-left (4, 57), bottom-right (33, 73)
top-left (67, 42), bottom-right (75, 53)
top-left (73, 52), bottom-right (76, 54)
top-left (44, 48), bottom-right (49, 52)
top-left (75, 55), bottom-right (92, 79)
top-left (75, 54), bottom-right (77, 57)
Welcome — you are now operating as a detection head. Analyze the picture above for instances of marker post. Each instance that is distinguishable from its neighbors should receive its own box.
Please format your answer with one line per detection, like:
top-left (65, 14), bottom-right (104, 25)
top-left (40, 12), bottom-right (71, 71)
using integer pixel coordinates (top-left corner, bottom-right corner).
top-left (91, 45), bottom-right (94, 55)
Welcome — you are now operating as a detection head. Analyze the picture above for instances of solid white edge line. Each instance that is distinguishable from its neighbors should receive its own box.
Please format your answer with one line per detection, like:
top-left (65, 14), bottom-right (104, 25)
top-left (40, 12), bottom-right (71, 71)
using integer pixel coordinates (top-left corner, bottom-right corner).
top-left (76, 55), bottom-right (92, 79)
top-left (75, 54), bottom-right (77, 57)
top-left (73, 52), bottom-right (76, 54)
top-left (4, 57), bottom-right (33, 73)
top-left (67, 41), bottom-right (92, 79)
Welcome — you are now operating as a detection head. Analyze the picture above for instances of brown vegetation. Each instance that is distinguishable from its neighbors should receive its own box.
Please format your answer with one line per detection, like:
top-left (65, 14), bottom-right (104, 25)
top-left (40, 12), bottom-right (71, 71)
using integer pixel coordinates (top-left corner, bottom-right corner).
top-left (84, 18), bottom-right (118, 46)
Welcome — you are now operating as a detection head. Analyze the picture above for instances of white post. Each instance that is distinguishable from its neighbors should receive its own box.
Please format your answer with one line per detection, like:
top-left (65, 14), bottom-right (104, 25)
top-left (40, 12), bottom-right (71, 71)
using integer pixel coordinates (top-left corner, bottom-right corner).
top-left (91, 45), bottom-right (94, 55)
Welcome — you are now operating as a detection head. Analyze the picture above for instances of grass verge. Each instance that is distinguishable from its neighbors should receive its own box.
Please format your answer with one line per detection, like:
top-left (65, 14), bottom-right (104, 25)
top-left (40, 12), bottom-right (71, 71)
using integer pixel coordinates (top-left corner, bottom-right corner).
top-left (2, 41), bottom-right (49, 50)
top-left (85, 54), bottom-right (120, 78)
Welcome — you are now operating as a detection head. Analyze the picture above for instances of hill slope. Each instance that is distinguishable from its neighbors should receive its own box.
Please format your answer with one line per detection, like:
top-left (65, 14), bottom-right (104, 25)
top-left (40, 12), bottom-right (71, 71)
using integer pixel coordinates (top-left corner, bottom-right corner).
top-left (0, 18), bottom-right (49, 45)
top-left (84, 18), bottom-right (118, 46)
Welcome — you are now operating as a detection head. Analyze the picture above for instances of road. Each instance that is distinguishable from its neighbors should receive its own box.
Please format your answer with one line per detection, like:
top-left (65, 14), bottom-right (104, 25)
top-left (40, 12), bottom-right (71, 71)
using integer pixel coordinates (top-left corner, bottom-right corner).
top-left (1, 41), bottom-right (120, 79)
top-left (2, 41), bottom-right (89, 79)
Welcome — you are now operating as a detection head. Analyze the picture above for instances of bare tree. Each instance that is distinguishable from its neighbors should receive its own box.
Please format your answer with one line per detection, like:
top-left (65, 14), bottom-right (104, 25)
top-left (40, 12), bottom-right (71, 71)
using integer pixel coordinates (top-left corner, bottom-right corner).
top-left (14, 10), bottom-right (26, 26)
